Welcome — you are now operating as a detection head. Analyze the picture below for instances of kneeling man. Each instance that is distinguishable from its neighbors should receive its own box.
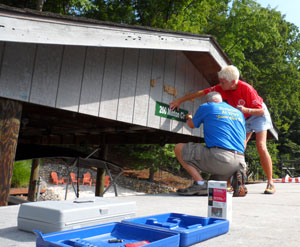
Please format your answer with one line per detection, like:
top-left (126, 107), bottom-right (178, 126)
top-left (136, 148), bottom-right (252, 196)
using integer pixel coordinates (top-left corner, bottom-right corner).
top-left (174, 92), bottom-right (246, 195)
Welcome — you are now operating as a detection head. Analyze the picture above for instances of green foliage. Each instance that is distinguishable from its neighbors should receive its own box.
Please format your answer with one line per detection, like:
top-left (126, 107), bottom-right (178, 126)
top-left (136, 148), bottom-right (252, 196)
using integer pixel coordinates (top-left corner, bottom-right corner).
top-left (130, 144), bottom-right (178, 170)
top-left (11, 160), bottom-right (32, 188)
top-left (113, 144), bottom-right (180, 180)
top-left (245, 140), bottom-right (280, 179)
top-left (244, 142), bottom-right (261, 180)
top-left (132, 0), bottom-right (230, 34)
top-left (1, 0), bottom-right (36, 9)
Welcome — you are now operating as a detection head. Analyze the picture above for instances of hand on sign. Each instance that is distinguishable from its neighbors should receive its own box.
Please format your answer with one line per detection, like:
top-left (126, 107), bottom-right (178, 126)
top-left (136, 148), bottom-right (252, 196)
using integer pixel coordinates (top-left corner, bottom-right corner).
top-left (186, 113), bottom-right (192, 120)
top-left (169, 99), bottom-right (181, 111)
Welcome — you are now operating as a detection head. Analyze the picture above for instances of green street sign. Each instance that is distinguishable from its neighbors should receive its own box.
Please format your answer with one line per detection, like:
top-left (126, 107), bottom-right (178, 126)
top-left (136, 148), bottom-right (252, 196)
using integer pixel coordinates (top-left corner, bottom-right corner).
top-left (155, 101), bottom-right (188, 122)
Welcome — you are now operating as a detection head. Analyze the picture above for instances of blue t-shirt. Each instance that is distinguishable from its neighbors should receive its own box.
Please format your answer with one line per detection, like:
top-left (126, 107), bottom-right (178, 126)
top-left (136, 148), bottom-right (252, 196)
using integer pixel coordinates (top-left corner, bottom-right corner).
top-left (192, 102), bottom-right (246, 153)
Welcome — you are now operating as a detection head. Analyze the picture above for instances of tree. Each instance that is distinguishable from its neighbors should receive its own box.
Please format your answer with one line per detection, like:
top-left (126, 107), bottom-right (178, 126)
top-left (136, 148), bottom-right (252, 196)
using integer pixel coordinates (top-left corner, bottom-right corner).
top-left (132, 0), bottom-right (230, 33)
top-left (113, 144), bottom-right (180, 181)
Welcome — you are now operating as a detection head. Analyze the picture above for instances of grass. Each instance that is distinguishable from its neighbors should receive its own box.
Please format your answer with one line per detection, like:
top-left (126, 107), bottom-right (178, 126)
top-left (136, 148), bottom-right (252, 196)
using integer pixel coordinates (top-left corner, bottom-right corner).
top-left (11, 160), bottom-right (32, 188)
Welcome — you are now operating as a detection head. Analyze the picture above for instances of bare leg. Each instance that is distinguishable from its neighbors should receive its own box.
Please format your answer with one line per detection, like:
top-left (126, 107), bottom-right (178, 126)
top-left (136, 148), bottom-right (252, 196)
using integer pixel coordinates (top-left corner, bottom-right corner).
top-left (245, 132), bottom-right (253, 148)
top-left (245, 131), bottom-right (275, 193)
top-left (255, 131), bottom-right (275, 187)
top-left (174, 143), bottom-right (203, 181)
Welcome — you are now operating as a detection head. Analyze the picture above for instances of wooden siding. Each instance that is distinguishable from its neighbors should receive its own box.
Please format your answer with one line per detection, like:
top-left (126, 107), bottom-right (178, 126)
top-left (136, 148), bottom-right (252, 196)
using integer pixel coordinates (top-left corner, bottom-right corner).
top-left (0, 42), bottom-right (211, 137)
top-left (171, 51), bottom-right (185, 134)
top-left (30, 44), bottom-right (63, 107)
top-left (56, 46), bottom-right (86, 111)
top-left (117, 48), bottom-right (139, 123)
top-left (0, 42), bottom-right (36, 101)
top-left (133, 49), bottom-right (153, 126)
top-left (79, 46), bottom-right (105, 116)
top-left (160, 50), bottom-right (175, 131)
top-left (147, 50), bottom-right (165, 129)
top-left (99, 48), bottom-right (124, 120)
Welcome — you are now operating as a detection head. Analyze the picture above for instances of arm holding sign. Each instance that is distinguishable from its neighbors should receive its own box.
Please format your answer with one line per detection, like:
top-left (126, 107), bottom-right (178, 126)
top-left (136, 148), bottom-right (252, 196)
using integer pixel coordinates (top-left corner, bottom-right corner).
top-left (186, 113), bottom-right (195, 129)
top-left (169, 90), bottom-right (206, 111)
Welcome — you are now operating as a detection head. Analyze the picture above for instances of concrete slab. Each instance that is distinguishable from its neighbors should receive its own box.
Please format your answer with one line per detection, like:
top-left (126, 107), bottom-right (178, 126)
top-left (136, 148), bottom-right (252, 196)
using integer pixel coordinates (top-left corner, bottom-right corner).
top-left (0, 182), bottom-right (299, 247)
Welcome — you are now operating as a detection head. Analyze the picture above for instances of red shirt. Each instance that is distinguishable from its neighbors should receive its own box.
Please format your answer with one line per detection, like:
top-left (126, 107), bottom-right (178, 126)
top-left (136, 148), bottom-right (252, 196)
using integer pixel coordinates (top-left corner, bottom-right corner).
top-left (203, 80), bottom-right (263, 118)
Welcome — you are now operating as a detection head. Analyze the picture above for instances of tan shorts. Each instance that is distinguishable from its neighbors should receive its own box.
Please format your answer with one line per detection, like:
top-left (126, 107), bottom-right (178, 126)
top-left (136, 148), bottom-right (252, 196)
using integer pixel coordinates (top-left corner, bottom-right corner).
top-left (181, 142), bottom-right (247, 181)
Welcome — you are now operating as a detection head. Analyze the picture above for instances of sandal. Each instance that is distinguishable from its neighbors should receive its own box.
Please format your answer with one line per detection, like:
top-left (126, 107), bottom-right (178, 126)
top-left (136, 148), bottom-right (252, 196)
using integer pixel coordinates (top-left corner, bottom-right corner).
top-left (264, 183), bottom-right (276, 194)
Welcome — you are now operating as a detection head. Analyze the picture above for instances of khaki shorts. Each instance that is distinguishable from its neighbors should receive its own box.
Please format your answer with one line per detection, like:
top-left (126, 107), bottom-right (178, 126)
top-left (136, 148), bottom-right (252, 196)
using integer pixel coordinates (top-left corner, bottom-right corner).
top-left (181, 142), bottom-right (247, 181)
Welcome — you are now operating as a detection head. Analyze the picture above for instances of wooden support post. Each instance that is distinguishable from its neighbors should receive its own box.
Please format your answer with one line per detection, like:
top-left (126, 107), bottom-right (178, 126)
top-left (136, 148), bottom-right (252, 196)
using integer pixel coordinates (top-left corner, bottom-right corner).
top-left (95, 145), bottom-right (108, 197)
top-left (28, 158), bottom-right (40, 202)
top-left (0, 99), bottom-right (22, 206)
top-left (36, 0), bottom-right (44, 11)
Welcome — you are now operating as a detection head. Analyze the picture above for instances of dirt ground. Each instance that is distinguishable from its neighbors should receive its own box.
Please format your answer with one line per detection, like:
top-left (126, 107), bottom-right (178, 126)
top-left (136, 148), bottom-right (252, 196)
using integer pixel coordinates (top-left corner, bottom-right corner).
top-left (123, 169), bottom-right (193, 189)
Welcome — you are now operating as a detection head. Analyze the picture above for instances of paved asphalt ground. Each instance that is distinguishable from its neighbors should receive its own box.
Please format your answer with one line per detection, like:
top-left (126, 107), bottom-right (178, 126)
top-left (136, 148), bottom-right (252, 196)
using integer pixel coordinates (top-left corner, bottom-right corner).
top-left (0, 182), bottom-right (299, 247)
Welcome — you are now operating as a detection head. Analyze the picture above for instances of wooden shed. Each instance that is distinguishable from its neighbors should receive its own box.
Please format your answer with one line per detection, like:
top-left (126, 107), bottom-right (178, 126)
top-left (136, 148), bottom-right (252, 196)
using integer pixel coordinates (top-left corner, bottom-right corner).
top-left (0, 4), bottom-right (278, 205)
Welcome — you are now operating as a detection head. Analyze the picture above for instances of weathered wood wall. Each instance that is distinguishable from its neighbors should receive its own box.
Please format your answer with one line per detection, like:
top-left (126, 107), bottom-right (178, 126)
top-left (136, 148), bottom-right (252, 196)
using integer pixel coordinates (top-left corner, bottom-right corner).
top-left (0, 42), bottom-right (210, 137)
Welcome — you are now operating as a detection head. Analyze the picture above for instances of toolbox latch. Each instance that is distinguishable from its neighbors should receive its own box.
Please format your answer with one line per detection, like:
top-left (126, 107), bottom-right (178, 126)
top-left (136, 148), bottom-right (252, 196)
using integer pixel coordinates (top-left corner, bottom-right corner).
top-left (100, 208), bottom-right (109, 214)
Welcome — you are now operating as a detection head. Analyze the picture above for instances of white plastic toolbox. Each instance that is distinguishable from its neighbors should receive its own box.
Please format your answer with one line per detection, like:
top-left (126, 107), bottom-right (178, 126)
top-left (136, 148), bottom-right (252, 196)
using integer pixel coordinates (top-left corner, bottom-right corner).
top-left (18, 197), bottom-right (136, 234)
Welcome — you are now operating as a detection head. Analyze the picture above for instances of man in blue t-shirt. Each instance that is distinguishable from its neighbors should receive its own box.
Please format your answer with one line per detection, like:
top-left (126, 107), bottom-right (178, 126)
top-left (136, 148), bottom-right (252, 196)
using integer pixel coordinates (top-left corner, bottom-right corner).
top-left (174, 92), bottom-right (247, 195)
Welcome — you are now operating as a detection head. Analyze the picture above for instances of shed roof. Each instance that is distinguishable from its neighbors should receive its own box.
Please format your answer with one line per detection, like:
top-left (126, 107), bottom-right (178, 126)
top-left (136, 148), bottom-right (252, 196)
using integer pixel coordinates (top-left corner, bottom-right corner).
top-left (0, 4), bottom-right (278, 146)
top-left (0, 4), bottom-right (231, 84)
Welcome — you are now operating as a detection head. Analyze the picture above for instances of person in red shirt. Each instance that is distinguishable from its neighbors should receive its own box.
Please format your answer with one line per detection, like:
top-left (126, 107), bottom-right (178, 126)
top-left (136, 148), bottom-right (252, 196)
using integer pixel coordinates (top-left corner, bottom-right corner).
top-left (170, 65), bottom-right (275, 194)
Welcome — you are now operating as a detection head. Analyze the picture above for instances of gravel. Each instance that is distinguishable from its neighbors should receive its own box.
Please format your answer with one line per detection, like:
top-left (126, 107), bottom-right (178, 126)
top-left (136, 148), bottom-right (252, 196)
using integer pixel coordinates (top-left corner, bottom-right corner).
top-left (39, 182), bottom-right (145, 201)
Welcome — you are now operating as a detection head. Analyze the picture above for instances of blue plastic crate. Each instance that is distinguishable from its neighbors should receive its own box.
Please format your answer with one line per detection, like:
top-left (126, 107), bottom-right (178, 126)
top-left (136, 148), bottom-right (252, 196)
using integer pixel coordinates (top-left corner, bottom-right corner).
top-left (34, 222), bottom-right (180, 247)
top-left (122, 213), bottom-right (229, 247)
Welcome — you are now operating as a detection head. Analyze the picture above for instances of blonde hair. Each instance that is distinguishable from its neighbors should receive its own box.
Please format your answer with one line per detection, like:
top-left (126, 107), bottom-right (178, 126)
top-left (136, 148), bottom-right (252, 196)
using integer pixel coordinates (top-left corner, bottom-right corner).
top-left (206, 92), bottom-right (222, 103)
top-left (217, 65), bottom-right (240, 83)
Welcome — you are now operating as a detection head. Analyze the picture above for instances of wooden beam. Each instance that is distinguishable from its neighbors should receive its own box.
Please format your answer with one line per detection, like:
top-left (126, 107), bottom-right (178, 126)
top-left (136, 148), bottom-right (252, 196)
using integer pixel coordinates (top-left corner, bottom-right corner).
top-left (0, 98), bottom-right (22, 206)
top-left (0, 11), bottom-right (212, 52)
top-left (36, 0), bottom-right (44, 12)
top-left (27, 158), bottom-right (40, 202)
top-left (95, 145), bottom-right (108, 197)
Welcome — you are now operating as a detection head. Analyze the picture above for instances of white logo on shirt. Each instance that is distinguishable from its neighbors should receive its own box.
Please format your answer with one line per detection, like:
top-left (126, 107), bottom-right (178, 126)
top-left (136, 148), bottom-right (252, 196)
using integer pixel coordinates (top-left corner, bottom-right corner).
top-left (238, 99), bottom-right (246, 106)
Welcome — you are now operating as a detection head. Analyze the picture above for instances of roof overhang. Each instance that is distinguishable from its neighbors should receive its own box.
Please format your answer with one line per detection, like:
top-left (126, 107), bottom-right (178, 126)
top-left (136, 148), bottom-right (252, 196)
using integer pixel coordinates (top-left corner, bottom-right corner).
top-left (0, 4), bottom-right (278, 142)
top-left (0, 4), bottom-right (230, 83)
